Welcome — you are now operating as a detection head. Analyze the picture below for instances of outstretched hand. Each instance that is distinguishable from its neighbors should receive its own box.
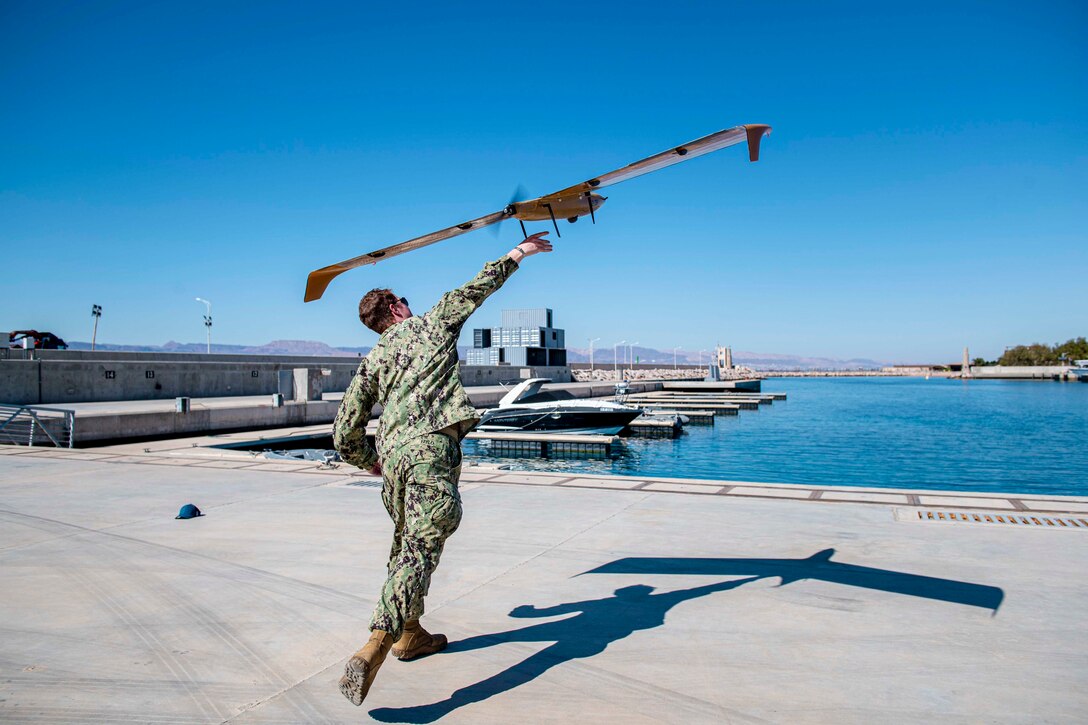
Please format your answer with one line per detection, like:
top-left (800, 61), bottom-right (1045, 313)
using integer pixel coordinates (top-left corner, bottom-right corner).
top-left (509, 231), bottom-right (553, 263)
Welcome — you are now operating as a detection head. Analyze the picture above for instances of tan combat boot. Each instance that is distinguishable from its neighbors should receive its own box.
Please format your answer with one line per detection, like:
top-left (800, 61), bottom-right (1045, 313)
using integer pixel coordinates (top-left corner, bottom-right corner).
top-left (338, 630), bottom-right (393, 706)
top-left (391, 619), bottom-right (448, 661)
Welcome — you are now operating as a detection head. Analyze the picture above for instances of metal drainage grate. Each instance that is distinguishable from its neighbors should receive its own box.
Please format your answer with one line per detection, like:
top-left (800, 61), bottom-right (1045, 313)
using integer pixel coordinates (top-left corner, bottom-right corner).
top-left (900, 508), bottom-right (1088, 530)
top-left (345, 480), bottom-right (381, 488)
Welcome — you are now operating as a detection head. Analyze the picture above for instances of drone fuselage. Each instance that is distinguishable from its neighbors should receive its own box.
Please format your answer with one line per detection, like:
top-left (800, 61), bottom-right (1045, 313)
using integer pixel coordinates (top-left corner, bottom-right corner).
top-left (512, 193), bottom-right (606, 222)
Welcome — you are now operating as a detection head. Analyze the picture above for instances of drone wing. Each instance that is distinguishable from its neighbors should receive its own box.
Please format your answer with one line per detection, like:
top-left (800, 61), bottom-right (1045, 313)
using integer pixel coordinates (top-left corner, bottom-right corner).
top-left (304, 209), bottom-right (506, 302)
top-left (548, 124), bottom-right (771, 199)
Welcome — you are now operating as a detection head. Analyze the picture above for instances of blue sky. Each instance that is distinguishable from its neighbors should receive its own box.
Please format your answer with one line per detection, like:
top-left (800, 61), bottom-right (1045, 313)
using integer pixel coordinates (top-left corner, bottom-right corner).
top-left (3, 0), bottom-right (1085, 362)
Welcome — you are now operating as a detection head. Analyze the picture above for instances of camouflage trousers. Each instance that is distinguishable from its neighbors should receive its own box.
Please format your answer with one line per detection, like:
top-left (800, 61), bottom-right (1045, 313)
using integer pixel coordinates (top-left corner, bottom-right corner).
top-left (369, 432), bottom-right (463, 641)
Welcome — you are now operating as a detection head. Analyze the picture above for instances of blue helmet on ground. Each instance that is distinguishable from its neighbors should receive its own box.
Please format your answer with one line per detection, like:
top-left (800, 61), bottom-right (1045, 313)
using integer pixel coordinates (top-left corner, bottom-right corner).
top-left (176, 503), bottom-right (203, 519)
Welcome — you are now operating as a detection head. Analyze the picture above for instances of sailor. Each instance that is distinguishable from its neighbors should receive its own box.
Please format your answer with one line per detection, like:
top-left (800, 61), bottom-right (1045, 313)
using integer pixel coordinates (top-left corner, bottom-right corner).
top-left (333, 231), bottom-right (553, 705)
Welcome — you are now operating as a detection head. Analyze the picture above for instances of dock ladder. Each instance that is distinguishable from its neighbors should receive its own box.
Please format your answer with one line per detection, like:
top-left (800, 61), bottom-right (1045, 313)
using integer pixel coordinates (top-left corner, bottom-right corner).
top-left (0, 404), bottom-right (75, 448)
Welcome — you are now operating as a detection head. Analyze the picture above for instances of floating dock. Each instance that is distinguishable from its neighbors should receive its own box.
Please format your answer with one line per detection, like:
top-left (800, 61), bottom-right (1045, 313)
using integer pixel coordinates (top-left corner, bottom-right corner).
top-left (636, 409), bottom-right (715, 425)
top-left (464, 430), bottom-right (620, 457)
top-left (660, 379), bottom-right (762, 392)
top-left (626, 416), bottom-right (683, 438)
top-left (629, 392), bottom-right (783, 404)
top-left (634, 401), bottom-right (740, 415)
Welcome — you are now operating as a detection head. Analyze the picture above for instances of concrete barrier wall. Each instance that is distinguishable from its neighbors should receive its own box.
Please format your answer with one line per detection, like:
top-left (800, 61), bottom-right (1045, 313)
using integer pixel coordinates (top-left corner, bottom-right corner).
top-left (0, 349), bottom-right (367, 364)
top-left (68, 379), bottom-right (656, 443)
top-left (1, 360), bottom-right (360, 405)
top-left (459, 365), bottom-right (571, 387)
top-left (1, 355), bottom-right (572, 405)
top-left (0, 361), bottom-right (40, 404)
top-left (971, 366), bottom-right (1069, 379)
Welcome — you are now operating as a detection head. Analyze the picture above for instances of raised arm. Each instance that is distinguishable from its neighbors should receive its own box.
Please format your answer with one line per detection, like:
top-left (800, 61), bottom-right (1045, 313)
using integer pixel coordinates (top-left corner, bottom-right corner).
top-left (425, 232), bottom-right (553, 332)
top-left (333, 358), bottom-right (380, 473)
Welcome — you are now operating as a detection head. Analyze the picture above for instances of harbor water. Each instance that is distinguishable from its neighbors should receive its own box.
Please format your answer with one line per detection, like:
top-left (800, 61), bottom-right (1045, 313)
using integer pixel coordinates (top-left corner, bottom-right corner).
top-left (464, 377), bottom-right (1088, 497)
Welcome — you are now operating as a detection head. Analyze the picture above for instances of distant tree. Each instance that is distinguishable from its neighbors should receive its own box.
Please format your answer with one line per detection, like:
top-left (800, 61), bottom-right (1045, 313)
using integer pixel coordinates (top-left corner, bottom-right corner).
top-left (1054, 337), bottom-right (1088, 362)
top-left (999, 343), bottom-right (1058, 366)
top-left (997, 337), bottom-right (1086, 365)
top-left (971, 357), bottom-right (995, 367)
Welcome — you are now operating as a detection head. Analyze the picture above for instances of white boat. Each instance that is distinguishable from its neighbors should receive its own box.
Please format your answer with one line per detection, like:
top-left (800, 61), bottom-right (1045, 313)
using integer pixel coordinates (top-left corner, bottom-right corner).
top-left (477, 378), bottom-right (644, 435)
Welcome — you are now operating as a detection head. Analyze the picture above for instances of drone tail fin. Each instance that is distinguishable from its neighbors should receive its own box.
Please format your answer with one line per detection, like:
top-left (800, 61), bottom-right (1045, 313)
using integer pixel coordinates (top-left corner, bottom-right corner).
top-left (745, 124), bottom-right (772, 162)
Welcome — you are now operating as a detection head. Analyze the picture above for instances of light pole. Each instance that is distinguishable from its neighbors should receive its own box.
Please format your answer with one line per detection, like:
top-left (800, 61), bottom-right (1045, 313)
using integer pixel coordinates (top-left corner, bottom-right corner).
top-left (673, 346), bottom-right (683, 370)
top-left (195, 298), bottom-right (212, 354)
top-left (588, 337), bottom-right (600, 370)
top-left (90, 304), bottom-right (102, 351)
top-left (628, 342), bottom-right (639, 377)
top-left (613, 340), bottom-right (625, 377)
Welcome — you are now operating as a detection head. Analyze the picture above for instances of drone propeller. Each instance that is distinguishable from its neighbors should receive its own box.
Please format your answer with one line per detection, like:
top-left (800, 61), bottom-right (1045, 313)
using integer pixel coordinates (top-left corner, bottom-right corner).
top-left (489, 183), bottom-right (530, 239)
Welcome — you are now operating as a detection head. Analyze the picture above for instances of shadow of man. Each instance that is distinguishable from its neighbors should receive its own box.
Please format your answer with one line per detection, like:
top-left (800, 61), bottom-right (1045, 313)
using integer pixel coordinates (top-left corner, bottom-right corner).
top-left (370, 575), bottom-right (760, 723)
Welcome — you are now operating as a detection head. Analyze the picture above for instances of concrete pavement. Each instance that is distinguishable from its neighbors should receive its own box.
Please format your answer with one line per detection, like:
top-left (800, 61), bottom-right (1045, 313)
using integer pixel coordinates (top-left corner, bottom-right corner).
top-left (1, 445), bottom-right (1086, 723)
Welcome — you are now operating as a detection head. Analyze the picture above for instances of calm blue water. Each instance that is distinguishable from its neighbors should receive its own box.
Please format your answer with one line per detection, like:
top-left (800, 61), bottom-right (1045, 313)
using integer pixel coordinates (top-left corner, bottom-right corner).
top-left (463, 377), bottom-right (1088, 496)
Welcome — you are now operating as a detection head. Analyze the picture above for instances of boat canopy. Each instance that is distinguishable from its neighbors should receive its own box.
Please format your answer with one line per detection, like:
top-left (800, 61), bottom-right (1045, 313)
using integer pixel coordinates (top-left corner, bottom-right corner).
top-left (497, 378), bottom-right (552, 407)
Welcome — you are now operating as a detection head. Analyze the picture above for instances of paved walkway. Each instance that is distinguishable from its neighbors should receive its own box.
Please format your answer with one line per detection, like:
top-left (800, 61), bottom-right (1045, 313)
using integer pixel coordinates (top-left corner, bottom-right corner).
top-left (1, 445), bottom-right (1086, 723)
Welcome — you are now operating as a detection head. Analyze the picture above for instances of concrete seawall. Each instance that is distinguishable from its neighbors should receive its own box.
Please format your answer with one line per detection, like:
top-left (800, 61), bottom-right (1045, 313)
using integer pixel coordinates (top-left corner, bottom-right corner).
top-left (0, 349), bottom-right (571, 405)
top-left (37, 380), bottom-right (649, 444)
top-left (970, 365), bottom-right (1074, 380)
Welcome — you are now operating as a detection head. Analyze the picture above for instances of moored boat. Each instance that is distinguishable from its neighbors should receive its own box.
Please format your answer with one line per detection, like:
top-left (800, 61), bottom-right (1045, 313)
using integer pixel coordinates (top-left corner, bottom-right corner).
top-left (477, 378), bottom-right (643, 435)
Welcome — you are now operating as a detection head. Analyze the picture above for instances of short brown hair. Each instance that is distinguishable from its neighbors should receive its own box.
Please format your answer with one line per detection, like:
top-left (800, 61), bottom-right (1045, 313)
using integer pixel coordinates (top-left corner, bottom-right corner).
top-left (358, 288), bottom-right (397, 333)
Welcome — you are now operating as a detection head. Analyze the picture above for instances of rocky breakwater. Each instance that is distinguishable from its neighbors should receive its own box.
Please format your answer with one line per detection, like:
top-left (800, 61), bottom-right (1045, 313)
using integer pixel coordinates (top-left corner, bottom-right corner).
top-left (571, 366), bottom-right (760, 382)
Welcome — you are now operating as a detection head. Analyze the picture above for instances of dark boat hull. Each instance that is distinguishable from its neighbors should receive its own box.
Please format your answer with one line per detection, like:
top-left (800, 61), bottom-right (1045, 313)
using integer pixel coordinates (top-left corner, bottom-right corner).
top-left (477, 407), bottom-right (641, 435)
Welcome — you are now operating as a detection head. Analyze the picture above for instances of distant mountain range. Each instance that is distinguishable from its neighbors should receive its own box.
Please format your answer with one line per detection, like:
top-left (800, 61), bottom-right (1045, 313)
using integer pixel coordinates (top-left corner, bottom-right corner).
top-left (67, 339), bottom-right (889, 370)
top-left (67, 339), bottom-right (371, 357)
top-left (564, 346), bottom-right (887, 370)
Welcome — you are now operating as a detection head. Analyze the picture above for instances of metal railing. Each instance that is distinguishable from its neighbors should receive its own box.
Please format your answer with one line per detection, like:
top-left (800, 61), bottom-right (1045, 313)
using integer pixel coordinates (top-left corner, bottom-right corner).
top-left (0, 404), bottom-right (75, 448)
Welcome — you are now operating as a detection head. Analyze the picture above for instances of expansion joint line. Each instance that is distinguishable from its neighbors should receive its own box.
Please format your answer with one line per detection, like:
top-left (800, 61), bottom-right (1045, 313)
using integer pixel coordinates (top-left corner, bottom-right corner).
top-left (220, 660), bottom-right (346, 724)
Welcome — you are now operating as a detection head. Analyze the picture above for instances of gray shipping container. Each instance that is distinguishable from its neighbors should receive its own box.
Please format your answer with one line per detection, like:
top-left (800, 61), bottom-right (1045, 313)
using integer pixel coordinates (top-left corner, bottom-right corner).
top-left (501, 308), bottom-right (552, 329)
top-left (472, 328), bottom-right (491, 348)
top-left (465, 348), bottom-right (503, 365)
top-left (503, 347), bottom-right (548, 366)
top-left (540, 327), bottom-right (564, 349)
top-left (490, 327), bottom-right (548, 347)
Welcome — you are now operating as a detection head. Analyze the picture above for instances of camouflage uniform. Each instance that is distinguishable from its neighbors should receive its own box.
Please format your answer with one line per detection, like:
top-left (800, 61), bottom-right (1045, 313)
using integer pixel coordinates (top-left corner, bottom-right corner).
top-left (334, 256), bottom-right (519, 640)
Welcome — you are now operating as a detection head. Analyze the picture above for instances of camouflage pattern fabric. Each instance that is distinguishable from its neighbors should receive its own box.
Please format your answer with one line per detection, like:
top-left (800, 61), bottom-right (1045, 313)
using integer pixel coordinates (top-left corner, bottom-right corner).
top-left (368, 432), bottom-right (462, 639)
top-left (333, 255), bottom-right (518, 639)
top-left (333, 256), bottom-right (519, 470)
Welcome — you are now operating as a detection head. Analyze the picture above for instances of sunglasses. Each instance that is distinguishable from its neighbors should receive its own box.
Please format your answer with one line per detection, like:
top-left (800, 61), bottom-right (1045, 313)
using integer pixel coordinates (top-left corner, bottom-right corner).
top-left (395, 297), bottom-right (408, 306)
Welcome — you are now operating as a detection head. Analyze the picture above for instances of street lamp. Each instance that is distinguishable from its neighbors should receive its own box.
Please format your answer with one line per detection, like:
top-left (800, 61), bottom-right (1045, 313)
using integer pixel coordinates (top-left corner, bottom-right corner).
top-left (673, 346), bottom-right (683, 370)
top-left (90, 304), bottom-right (102, 351)
top-left (195, 298), bottom-right (212, 354)
top-left (613, 340), bottom-right (625, 377)
top-left (698, 349), bottom-right (707, 366)
top-left (628, 342), bottom-right (639, 376)
top-left (588, 337), bottom-right (601, 370)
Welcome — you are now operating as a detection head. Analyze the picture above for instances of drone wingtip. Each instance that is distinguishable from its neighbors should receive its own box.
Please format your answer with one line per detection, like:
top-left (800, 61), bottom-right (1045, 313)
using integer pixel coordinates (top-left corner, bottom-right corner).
top-left (304, 266), bottom-right (343, 303)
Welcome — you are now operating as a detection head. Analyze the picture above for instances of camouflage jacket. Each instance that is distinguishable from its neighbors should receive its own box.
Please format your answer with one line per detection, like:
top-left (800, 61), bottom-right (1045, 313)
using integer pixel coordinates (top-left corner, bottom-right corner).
top-left (333, 256), bottom-right (519, 470)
